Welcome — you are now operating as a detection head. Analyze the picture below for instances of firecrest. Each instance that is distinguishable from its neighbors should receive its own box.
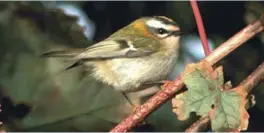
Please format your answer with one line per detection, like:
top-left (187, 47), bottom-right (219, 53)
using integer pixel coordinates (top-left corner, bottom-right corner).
top-left (43, 16), bottom-right (184, 94)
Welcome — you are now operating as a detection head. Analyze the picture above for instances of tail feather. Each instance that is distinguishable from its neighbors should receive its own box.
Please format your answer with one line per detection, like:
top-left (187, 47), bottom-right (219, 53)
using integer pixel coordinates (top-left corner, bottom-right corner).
top-left (41, 49), bottom-right (84, 57)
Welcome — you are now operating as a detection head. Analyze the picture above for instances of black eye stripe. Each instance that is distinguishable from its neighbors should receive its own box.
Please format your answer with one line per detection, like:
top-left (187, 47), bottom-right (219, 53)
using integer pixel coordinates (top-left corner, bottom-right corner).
top-left (157, 28), bottom-right (168, 34)
top-left (149, 27), bottom-right (174, 34)
top-left (148, 26), bottom-right (179, 38)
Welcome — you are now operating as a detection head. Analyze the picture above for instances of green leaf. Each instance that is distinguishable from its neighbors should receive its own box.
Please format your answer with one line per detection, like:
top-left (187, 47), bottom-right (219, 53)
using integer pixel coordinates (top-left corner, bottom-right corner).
top-left (184, 68), bottom-right (220, 117)
top-left (172, 61), bottom-right (249, 132)
top-left (210, 88), bottom-right (249, 131)
top-left (210, 90), bottom-right (240, 131)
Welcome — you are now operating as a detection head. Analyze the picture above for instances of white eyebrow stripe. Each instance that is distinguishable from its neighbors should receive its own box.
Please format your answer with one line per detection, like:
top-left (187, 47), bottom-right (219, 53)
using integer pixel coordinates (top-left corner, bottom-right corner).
top-left (146, 19), bottom-right (168, 29)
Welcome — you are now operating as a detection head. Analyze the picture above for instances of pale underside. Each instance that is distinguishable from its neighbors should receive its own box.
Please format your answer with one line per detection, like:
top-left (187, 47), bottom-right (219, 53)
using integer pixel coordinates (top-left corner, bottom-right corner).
top-left (85, 37), bottom-right (180, 92)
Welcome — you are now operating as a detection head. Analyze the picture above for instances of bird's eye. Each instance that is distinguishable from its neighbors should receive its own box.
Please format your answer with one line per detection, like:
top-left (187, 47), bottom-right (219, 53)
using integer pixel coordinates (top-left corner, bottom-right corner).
top-left (157, 28), bottom-right (168, 35)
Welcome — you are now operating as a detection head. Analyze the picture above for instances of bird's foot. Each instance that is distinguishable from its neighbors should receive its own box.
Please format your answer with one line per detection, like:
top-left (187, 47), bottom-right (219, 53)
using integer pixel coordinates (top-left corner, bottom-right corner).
top-left (131, 104), bottom-right (138, 113)
top-left (131, 104), bottom-right (147, 125)
top-left (161, 80), bottom-right (176, 88)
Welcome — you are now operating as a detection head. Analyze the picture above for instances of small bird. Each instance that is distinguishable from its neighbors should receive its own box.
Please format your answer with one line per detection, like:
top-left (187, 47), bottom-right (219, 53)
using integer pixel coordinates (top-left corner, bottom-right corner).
top-left (43, 16), bottom-right (184, 105)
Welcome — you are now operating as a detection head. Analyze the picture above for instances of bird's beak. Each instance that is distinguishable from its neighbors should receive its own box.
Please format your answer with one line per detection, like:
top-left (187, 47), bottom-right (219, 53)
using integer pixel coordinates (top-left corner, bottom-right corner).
top-left (172, 30), bottom-right (190, 36)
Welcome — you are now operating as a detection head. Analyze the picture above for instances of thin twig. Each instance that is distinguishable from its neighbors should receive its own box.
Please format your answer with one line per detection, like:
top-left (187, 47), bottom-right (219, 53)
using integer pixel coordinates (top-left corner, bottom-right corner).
top-left (190, 0), bottom-right (211, 56)
top-left (205, 15), bottom-right (264, 65)
top-left (237, 61), bottom-right (264, 93)
top-left (110, 15), bottom-right (264, 132)
top-left (185, 116), bottom-right (210, 132)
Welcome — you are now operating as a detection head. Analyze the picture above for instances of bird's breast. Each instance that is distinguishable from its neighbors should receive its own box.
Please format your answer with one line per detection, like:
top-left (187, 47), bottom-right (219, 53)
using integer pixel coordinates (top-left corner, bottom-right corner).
top-left (90, 54), bottom-right (177, 92)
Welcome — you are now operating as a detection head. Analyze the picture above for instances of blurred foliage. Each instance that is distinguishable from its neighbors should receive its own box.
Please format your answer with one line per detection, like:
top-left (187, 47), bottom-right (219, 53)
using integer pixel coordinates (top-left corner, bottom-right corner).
top-left (0, 1), bottom-right (263, 132)
top-left (0, 2), bottom-right (129, 132)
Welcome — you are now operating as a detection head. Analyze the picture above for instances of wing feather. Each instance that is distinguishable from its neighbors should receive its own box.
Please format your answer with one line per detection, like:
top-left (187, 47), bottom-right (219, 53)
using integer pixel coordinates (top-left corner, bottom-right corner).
top-left (42, 36), bottom-right (159, 60)
top-left (72, 37), bottom-right (158, 60)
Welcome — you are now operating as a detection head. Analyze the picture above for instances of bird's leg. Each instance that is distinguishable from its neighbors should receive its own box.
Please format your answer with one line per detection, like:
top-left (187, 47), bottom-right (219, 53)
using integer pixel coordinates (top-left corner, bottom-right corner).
top-left (121, 91), bottom-right (138, 112)
top-left (121, 91), bottom-right (147, 125)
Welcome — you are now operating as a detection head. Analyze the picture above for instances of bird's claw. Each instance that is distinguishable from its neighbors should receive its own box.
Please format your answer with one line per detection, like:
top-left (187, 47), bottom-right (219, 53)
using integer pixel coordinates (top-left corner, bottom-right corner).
top-left (131, 104), bottom-right (147, 125)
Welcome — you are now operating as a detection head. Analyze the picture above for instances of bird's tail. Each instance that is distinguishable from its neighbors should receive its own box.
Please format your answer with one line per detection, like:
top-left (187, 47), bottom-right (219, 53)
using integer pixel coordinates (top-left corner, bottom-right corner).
top-left (41, 49), bottom-right (85, 57)
top-left (41, 49), bottom-right (86, 70)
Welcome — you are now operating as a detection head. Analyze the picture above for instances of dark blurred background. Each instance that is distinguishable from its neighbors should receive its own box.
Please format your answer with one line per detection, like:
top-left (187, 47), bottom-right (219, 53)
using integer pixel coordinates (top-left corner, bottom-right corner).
top-left (0, 1), bottom-right (263, 132)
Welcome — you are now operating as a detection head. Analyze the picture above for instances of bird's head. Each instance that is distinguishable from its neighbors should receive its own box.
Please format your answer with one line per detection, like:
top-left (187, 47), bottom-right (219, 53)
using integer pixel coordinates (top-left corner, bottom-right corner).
top-left (125, 16), bottom-right (184, 49)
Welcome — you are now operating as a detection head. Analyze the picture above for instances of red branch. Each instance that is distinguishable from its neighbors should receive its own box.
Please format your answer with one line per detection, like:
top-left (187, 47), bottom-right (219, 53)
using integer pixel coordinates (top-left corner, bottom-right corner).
top-left (190, 0), bottom-right (211, 56)
top-left (110, 15), bottom-right (264, 133)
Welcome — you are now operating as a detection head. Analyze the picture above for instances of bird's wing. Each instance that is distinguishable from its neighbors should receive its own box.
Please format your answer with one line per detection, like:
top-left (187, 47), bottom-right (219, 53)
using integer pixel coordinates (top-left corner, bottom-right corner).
top-left (42, 36), bottom-right (159, 60)
top-left (72, 36), bottom-right (159, 60)
top-left (42, 36), bottom-right (160, 70)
